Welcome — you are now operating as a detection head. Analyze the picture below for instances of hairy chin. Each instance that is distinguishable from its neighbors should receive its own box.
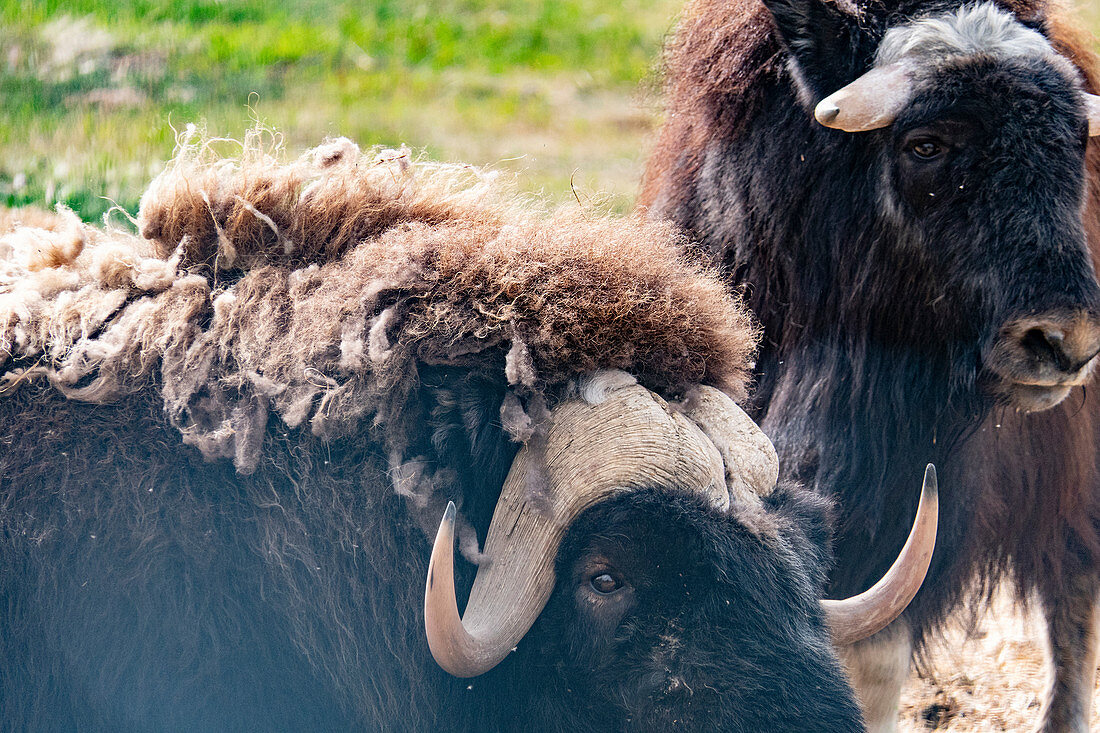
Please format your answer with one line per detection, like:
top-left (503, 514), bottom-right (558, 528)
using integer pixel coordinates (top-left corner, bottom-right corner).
top-left (997, 382), bottom-right (1073, 412)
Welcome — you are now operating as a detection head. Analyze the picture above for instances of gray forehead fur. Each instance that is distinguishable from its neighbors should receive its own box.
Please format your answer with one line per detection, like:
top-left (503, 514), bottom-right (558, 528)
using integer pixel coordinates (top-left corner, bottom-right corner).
top-left (876, 2), bottom-right (1055, 67)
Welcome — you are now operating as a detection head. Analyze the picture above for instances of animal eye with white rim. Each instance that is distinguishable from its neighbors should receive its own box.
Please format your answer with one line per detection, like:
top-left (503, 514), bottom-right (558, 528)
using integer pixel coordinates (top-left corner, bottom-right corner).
top-left (909, 139), bottom-right (944, 160)
top-left (590, 572), bottom-right (623, 594)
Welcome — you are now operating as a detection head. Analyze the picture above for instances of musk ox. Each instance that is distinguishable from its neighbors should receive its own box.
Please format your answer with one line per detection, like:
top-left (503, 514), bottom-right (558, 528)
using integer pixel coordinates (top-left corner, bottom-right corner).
top-left (642, 0), bottom-right (1100, 730)
top-left (0, 133), bottom-right (935, 731)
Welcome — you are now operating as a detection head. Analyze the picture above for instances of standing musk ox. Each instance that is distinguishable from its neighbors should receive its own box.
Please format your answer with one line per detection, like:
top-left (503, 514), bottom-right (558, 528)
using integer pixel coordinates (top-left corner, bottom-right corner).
top-left (0, 134), bottom-right (936, 731)
top-left (642, 0), bottom-right (1100, 730)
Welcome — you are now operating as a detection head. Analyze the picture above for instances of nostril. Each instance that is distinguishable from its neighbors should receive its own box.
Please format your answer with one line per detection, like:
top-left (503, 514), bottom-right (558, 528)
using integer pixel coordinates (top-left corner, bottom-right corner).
top-left (1020, 327), bottom-right (1074, 372)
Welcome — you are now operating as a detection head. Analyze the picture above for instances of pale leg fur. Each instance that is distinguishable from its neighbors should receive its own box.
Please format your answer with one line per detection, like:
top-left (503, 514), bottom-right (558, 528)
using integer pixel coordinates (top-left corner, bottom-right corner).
top-left (837, 619), bottom-right (912, 733)
top-left (1036, 576), bottom-right (1100, 733)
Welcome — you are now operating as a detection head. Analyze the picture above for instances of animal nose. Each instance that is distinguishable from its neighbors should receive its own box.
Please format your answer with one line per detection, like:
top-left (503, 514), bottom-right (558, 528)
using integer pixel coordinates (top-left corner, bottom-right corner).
top-left (1016, 318), bottom-right (1100, 375)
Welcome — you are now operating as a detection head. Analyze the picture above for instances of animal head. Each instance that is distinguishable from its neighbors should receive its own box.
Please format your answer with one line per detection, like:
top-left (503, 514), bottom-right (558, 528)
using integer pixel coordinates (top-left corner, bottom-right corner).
top-left (521, 487), bottom-right (858, 731)
top-left (425, 372), bottom-right (938, 731)
top-left (766, 0), bottom-right (1100, 411)
top-left (0, 134), bottom-right (936, 730)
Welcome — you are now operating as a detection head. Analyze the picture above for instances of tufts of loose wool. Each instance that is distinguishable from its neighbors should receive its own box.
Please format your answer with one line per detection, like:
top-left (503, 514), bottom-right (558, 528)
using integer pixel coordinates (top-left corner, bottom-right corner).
top-left (1, 129), bottom-right (758, 475)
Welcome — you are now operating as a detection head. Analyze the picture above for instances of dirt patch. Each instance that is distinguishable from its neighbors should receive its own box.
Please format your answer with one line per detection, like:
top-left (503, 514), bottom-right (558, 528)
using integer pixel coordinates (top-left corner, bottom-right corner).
top-left (900, 593), bottom-right (1100, 731)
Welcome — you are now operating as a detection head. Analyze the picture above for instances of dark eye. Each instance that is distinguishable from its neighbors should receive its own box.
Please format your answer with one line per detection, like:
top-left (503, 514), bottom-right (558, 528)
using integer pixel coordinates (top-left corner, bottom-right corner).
top-left (910, 139), bottom-right (944, 160)
top-left (590, 572), bottom-right (623, 594)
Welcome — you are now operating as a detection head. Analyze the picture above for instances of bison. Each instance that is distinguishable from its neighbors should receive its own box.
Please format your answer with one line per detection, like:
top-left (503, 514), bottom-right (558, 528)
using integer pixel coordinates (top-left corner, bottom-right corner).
top-left (642, 0), bottom-right (1100, 730)
top-left (0, 134), bottom-right (934, 731)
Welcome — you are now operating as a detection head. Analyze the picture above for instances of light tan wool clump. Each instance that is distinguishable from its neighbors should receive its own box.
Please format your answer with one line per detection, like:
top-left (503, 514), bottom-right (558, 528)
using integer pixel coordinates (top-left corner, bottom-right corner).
top-left (0, 129), bottom-right (758, 474)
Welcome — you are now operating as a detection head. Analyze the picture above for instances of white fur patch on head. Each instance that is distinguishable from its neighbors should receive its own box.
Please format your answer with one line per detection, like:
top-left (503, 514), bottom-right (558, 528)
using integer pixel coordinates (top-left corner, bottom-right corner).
top-left (876, 3), bottom-right (1056, 68)
top-left (338, 316), bottom-right (368, 372)
top-left (0, 206), bottom-right (85, 277)
top-left (576, 369), bottom-right (638, 405)
top-left (504, 335), bottom-right (537, 388)
top-left (456, 516), bottom-right (487, 565)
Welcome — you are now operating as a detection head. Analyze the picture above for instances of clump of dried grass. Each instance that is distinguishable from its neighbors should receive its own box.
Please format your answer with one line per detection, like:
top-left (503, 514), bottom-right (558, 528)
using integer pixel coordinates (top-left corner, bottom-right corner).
top-left (900, 592), bottom-right (1100, 731)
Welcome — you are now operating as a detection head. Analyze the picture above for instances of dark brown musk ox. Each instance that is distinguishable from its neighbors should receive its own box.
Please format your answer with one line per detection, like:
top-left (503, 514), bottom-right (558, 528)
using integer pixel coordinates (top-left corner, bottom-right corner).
top-left (0, 132), bottom-right (936, 731)
top-left (642, 0), bottom-right (1100, 730)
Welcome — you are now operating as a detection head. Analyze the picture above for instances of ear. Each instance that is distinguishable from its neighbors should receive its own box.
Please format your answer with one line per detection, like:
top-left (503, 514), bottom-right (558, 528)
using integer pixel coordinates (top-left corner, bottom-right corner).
top-left (761, 0), bottom-right (877, 102)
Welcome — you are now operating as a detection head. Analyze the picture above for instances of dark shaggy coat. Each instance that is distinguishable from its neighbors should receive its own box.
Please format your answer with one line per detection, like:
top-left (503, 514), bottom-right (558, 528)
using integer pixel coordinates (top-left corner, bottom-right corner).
top-left (641, 0), bottom-right (1100, 704)
top-left (0, 134), bottom-right (865, 730)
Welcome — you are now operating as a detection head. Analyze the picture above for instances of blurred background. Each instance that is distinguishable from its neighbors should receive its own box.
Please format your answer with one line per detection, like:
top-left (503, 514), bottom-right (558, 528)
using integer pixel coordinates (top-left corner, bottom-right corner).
top-left (3, 2), bottom-right (1097, 224)
top-left (0, 0), bottom-right (692, 222)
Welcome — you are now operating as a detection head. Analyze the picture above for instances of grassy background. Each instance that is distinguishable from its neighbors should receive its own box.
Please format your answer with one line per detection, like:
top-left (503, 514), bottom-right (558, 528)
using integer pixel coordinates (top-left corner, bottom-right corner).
top-left (0, 0), bottom-right (684, 222)
top-left (0, 1), bottom-right (1097, 223)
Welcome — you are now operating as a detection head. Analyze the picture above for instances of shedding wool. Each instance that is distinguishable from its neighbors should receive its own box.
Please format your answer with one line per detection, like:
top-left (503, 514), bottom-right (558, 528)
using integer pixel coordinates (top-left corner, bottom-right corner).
top-left (0, 130), bottom-right (758, 475)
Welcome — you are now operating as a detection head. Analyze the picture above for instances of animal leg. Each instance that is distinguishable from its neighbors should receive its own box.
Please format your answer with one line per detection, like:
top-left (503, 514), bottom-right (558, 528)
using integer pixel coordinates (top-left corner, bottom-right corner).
top-left (836, 618), bottom-right (912, 733)
top-left (1036, 572), bottom-right (1100, 733)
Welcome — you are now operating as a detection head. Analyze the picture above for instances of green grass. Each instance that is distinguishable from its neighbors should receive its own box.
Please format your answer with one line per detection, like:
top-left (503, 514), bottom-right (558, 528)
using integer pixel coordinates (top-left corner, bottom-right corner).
top-left (0, 0), bottom-right (683, 222)
top-left (1083, 4), bottom-right (1100, 40)
top-left (0, 1), bottom-right (1097, 224)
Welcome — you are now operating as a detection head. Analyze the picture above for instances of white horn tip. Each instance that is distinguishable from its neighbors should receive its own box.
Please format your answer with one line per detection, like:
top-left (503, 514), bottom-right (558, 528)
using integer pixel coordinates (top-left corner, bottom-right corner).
top-left (424, 499), bottom-right (519, 678)
top-left (815, 100), bottom-right (841, 127)
top-left (923, 463), bottom-right (937, 497)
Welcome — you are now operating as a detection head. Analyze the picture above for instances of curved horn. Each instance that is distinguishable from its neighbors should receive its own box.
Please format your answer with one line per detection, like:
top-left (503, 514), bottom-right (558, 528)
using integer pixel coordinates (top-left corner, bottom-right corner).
top-left (677, 385), bottom-right (778, 502)
top-left (424, 383), bottom-right (727, 677)
top-left (424, 502), bottom-right (499, 675)
top-left (815, 62), bottom-right (915, 132)
top-left (823, 464), bottom-right (939, 645)
top-left (1087, 93), bottom-right (1100, 137)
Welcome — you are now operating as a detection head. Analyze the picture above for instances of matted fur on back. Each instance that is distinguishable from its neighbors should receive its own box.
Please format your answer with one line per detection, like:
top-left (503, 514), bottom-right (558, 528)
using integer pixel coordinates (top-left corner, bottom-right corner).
top-left (0, 130), bottom-right (758, 475)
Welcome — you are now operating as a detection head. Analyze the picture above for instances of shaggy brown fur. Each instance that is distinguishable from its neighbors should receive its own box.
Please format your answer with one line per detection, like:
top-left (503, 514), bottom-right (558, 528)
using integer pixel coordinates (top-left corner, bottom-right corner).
top-left (0, 131), bottom-right (758, 480)
top-left (0, 206), bottom-right (70, 234)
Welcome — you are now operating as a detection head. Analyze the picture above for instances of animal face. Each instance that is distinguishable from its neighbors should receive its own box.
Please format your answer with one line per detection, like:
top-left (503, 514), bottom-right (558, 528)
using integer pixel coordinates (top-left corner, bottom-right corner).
top-left (799, 2), bottom-right (1100, 411)
top-left (884, 53), bottom-right (1100, 409)
top-left (885, 58), bottom-right (1088, 220)
top-left (425, 375), bottom-right (938, 730)
top-left (516, 489), bottom-right (864, 733)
